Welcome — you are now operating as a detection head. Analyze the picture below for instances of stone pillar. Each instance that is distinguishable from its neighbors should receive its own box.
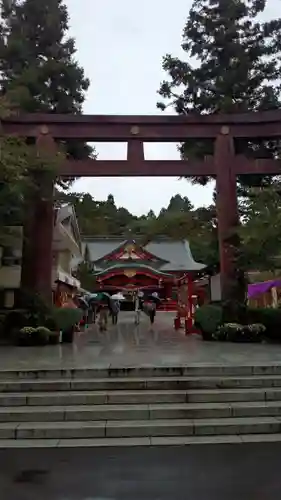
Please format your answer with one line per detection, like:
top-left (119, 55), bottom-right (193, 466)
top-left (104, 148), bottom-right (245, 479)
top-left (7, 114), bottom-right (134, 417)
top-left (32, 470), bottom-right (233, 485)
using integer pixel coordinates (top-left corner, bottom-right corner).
top-left (215, 127), bottom-right (240, 302)
top-left (20, 128), bottom-right (56, 304)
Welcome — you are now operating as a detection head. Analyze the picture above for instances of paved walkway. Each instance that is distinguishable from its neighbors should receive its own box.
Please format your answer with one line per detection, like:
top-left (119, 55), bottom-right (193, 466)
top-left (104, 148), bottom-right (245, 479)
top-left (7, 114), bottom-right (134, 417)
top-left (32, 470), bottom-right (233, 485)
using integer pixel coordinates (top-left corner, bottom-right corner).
top-left (2, 443), bottom-right (281, 500)
top-left (0, 311), bottom-right (281, 370)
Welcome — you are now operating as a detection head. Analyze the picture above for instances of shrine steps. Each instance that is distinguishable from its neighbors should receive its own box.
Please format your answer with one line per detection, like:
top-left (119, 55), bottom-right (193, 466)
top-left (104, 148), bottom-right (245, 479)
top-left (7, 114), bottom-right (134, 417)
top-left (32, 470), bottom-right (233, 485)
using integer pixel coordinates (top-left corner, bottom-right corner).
top-left (1, 366), bottom-right (281, 447)
top-left (158, 301), bottom-right (177, 312)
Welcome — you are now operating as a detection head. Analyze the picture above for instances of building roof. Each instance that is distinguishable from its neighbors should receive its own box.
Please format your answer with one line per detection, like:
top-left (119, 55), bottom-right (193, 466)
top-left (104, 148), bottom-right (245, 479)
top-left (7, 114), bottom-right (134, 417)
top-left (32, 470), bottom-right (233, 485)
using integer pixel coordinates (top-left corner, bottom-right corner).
top-left (94, 262), bottom-right (174, 277)
top-left (145, 240), bottom-right (205, 271)
top-left (80, 237), bottom-right (206, 272)
top-left (83, 238), bottom-right (126, 262)
top-left (55, 204), bottom-right (81, 251)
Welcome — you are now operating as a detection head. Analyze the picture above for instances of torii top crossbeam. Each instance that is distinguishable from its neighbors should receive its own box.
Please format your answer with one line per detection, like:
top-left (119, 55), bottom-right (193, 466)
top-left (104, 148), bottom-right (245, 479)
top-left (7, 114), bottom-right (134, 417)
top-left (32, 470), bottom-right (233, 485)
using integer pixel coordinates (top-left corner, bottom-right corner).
top-left (2, 110), bottom-right (281, 177)
top-left (3, 109), bottom-right (281, 139)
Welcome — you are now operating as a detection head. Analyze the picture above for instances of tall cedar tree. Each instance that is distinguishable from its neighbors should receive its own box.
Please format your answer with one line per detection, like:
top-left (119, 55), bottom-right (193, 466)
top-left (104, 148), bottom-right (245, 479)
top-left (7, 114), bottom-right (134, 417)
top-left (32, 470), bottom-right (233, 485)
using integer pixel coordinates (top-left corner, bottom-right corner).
top-left (157, 0), bottom-right (281, 189)
top-left (0, 0), bottom-right (94, 171)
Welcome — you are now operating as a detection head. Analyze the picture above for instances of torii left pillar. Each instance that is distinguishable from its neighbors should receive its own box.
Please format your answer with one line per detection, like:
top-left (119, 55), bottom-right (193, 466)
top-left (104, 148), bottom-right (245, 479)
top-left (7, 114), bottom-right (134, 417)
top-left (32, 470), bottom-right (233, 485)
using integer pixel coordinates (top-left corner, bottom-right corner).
top-left (215, 126), bottom-right (241, 302)
top-left (20, 127), bottom-right (55, 305)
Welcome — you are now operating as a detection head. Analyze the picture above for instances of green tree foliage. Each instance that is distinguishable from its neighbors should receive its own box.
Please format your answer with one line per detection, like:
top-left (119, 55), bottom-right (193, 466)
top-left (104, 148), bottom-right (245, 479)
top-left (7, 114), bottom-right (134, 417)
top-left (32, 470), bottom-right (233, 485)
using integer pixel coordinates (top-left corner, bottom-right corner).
top-left (0, 95), bottom-right (63, 244)
top-left (66, 192), bottom-right (219, 267)
top-left (239, 184), bottom-right (281, 270)
top-left (0, 0), bottom-right (94, 174)
top-left (67, 189), bottom-right (281, 274)
top-left (157, 0), bottom-right (281, 188)
top-left (74, 262), bottom-right (97, 293)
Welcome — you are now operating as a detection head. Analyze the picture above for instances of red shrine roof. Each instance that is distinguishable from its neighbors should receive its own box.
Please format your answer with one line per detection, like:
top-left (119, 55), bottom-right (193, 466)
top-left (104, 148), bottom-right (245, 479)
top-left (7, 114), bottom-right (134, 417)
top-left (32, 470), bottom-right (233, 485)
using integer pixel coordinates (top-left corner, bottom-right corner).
top-left (76, 237), bottom-right (206, 273)
top-left (94, 262), bottom-right (174, 277)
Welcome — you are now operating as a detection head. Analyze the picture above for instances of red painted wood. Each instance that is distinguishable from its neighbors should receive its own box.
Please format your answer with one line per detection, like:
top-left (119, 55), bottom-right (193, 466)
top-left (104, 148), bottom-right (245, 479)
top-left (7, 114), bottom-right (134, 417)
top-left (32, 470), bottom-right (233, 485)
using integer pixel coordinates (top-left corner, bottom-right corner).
top-left (127, 140), bottom-right (144, 161)
top-left (3, 111), bottom-right (281, 140)
top-left (58, 157), bottom-right (281, 178)
top-left (215, 132), bottom-right (239, 301)
top-left (10, 110), bottom-right (281, 304)
top-left (98, 270), bottom-right (171, 282)
top-left (20, 133), bottom-right (55, 304)
top-left (4, 109), bottom-right (281, 124)
top-left (59, 158), bottom-right (216, 177)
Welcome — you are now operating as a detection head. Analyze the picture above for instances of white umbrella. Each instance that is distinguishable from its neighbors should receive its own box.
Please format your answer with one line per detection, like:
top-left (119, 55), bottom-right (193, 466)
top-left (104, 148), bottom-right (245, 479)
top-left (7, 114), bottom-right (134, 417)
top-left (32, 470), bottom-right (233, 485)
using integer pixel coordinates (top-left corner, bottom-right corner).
top-left (111, 293), bottom-right (125, 300)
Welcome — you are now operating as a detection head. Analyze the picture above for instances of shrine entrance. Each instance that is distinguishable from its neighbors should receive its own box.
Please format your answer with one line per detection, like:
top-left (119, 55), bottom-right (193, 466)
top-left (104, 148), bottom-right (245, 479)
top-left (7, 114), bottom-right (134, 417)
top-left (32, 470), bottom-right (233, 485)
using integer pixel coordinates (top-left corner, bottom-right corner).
top-left (3, 110), bottom-right (281, 304)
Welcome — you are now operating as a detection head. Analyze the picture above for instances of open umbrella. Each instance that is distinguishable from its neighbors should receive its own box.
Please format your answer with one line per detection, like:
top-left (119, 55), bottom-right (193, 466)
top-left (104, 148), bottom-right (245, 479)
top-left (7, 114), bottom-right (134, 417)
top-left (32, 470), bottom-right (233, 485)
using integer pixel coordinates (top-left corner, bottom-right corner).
top-left (84, 293), bottom-right (99, 302)
top-left (97, 292), bottom-right (112, 305)
top-left (77, 297), bottom-right (89, 310)
top-left (111, 293), bottom-right (125, 301)
top-left (147, 293), bottom-right (161, 304)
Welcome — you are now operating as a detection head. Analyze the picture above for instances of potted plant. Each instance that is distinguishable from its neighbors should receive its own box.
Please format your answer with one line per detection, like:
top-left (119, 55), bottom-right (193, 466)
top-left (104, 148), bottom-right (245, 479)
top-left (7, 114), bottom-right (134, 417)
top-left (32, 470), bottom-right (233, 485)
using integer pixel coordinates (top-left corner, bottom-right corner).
top-left (51, 307), bottom-right (83, 343)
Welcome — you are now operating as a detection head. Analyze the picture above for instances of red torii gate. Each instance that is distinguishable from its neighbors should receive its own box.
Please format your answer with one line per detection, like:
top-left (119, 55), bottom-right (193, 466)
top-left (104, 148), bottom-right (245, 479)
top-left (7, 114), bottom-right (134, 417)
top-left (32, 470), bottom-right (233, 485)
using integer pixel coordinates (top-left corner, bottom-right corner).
top-left (2, 110), bottom-right (281, 303)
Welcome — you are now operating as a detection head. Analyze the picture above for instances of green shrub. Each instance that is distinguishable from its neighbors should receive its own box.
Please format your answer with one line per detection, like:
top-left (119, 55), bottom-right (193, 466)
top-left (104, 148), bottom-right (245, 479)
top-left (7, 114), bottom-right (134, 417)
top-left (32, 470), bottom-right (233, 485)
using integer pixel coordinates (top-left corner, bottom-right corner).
top-left (19, 292), bottom-right (53, 328)
top-left (3, 292), bottom-right (53, 335)
top-left (36, 326), bottom-right (51, 345)
top-left (4, 309), bottom-right (27, 334)
top-left (19, 326), bottom-right (36, 335)
top-left (222, 300), bottom-right (248, 324)
top-left (214, 323), bottom-right (243, 341)
top-left (214, 322), bottom-right (264, 343)
top-left (247, 323), bottom-right (266, 335)
top-left (36, 326), bottom-right (51, 335)
top-left (16, 326), bottom-right (37, 346)
top-left (194, 304), bottom-right (223, 340)
top-left (51, 307), bottom-right (83, 332)
top-left (247, 308), bottom-right (281, 341)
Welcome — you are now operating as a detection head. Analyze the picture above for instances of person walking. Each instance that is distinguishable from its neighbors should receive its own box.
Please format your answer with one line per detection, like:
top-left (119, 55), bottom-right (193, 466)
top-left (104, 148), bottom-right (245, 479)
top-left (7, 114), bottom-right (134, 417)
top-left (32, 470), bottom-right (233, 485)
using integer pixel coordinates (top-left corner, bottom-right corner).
top-left (147, 301), bottom-right (156, 325)
top-left (111, 299), bottom-right (120, 325)
top-left (143, 299), bottom-right (157, 325)
top-left (134, 295), bottom-right (141, 325)
top-left (97, 302), bottom-right (109, 331)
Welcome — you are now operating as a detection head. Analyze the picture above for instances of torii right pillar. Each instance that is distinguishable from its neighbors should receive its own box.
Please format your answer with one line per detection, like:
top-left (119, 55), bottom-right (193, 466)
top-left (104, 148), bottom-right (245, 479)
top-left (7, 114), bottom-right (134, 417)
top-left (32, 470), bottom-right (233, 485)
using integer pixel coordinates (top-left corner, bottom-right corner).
top-left (215, 126), bottom-right (243, 302)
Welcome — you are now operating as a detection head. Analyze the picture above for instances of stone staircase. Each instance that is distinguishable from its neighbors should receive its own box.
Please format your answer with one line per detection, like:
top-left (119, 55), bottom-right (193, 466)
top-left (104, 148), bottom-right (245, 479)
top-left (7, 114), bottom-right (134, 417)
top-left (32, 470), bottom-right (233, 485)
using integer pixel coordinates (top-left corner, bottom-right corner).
top-left (2, 365), bottom-right (281, 447)
top-left (158, 300), bottom-right (177, 312)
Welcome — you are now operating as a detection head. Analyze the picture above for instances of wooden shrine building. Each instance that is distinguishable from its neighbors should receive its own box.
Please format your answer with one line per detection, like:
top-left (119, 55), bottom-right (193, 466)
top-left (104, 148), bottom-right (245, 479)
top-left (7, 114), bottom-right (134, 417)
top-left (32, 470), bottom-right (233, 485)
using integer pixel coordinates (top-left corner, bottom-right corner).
top-left (74, 237), bottom-right (206, 304)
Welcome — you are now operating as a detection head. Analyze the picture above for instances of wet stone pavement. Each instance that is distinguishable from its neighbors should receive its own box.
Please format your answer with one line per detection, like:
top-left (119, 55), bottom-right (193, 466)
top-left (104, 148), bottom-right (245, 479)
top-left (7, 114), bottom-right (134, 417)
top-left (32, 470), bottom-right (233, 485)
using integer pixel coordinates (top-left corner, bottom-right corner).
top-left (0, 311), bottom-right (281, 370)
top-left (2, 443), bottom-right (281, 500)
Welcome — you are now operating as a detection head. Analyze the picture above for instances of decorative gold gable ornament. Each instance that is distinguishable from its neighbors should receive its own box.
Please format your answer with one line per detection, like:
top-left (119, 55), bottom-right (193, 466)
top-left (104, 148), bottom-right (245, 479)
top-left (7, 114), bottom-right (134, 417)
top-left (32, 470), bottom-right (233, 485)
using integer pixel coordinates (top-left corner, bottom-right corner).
top-left (125, 244), bottom-right (135, 256)
top-left (124, 269), bottom-right (136, 278)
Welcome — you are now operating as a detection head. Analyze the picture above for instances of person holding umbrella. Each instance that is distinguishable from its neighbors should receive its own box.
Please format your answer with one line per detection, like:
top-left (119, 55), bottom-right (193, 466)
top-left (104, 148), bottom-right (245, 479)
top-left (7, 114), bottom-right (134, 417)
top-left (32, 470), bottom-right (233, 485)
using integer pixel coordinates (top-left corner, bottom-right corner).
top-left (96, 293), bottom-right (111, 331)
top-left (97, 301), bottom-right (109, 331)
top-left (110, 292), bottom-right (124, 325)
top-left (134, 290), bottom-right (144, 325)
top-left (144, 292), bottom-right (160, 325)
top-left (83, 293), bottom-right (99, 324)
top-left (110, 299), bottom-right (120, 325)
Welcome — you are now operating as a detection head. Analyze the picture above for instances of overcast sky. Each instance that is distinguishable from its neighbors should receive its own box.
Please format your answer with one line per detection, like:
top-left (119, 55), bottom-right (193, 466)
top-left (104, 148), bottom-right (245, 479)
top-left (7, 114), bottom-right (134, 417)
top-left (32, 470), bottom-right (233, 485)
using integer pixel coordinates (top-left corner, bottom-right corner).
top-left (66, 0), bottom-right (278, 216)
